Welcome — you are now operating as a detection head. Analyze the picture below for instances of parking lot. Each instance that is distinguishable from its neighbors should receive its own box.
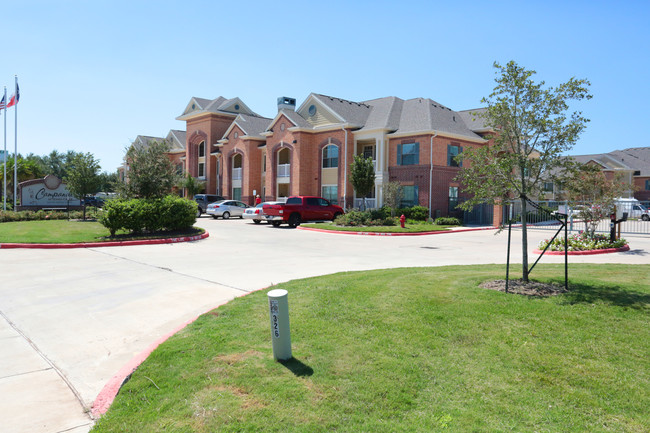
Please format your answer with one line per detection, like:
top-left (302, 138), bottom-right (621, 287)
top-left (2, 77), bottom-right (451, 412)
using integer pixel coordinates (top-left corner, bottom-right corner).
top-left (1, 218), bottom-right (649, 433)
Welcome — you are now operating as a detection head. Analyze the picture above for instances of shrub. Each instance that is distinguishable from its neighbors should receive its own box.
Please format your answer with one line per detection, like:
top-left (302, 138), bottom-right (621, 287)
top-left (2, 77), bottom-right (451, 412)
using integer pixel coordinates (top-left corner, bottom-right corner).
top-left (0, 210), bottom-right (84, 223)
top-left (99, 196), bottom-right (197, 236)
top-left (539, 232), bottom-right (627, 252)
top-left (396, 206), bottom-right (429, 221)
top-left (335, 210), bottom-right (395, 227)
top-left (435, 217), bottom-right (462, 226)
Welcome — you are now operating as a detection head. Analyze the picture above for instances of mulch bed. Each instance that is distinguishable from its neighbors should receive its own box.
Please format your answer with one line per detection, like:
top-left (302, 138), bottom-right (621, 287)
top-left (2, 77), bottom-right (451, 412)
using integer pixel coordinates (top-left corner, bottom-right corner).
top-left (480, 279), bottom-right (568, 296)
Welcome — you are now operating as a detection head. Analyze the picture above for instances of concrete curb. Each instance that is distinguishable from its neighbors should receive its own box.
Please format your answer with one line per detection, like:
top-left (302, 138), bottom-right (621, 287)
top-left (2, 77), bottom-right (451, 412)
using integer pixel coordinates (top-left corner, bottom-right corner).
top-left (0, 231), bottom-right (209, 249)
top-left (91, 286), bottom-right (268, 418)
top-left (297, 226), bottom-right (498, 236)
top-left (533, 244), bottom-right (630, 255)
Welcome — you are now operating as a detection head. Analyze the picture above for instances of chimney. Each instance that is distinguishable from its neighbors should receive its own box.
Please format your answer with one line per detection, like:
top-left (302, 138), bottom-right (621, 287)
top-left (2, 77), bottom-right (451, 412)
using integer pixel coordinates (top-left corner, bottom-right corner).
top-left (277, 96), bottom-right (296, 112)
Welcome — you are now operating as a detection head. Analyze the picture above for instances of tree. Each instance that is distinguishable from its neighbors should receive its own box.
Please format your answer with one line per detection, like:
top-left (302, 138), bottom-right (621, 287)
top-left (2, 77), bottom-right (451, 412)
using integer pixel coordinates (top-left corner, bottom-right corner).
top-left (178, 172), bottom-right (205, 199)
top-left (1, 155), bottom-right (44, 208)
top-left (457, 61), bottom-right (592, 282)
top-left (350, 155), bottom-right (375, 210)
top-left (122, 140), bottom-right (176, 199)
top-left (560, 163), bottom-right (629, 237)
top-left (382, 181), bottom-right (403, 217)
top-left (97, 171), bottom-right (119, 193)
top-left (66, 153), bottom-right (101, 220)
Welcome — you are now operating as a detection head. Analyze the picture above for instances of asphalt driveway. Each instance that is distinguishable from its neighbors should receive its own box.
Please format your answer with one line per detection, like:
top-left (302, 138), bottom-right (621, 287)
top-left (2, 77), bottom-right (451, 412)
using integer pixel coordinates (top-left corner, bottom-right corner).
top-left (1, 219), bottom-right (648, 433)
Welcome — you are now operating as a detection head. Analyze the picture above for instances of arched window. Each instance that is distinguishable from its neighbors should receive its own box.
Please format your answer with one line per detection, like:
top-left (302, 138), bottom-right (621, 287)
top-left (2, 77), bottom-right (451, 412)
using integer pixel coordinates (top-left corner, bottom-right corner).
top-left (322, 144), bottom-right (339, 168)
top-left (198, 141), bottom-right (205, 157)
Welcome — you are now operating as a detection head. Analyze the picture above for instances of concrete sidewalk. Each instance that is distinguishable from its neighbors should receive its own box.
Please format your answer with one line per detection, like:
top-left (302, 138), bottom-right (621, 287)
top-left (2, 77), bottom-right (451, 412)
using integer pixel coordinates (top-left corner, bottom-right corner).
top-left (1, 220), bottom-right (648, 432)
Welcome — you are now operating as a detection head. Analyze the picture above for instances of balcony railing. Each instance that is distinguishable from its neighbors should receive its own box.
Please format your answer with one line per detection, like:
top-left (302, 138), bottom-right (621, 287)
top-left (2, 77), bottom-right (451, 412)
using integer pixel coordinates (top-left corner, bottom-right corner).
top-left (278, 163), bottom-right (290, 178)
top-left (354, 198), bottom-right (377, 209)
top-left (232, 167), bottom-right (242, 180)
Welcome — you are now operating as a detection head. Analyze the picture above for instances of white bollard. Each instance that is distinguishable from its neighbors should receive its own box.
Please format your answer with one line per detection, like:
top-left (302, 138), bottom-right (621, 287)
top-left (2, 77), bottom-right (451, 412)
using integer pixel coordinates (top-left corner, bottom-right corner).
top-left (268, 289), bottom-right (292, 361)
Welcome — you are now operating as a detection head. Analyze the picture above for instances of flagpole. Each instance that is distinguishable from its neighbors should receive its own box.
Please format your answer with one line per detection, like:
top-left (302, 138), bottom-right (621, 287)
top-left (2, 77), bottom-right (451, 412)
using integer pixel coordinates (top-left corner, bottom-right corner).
top-left (13, 76), bottom-right (17, 210)
top-left (3, 86), bottom-right (6, 211)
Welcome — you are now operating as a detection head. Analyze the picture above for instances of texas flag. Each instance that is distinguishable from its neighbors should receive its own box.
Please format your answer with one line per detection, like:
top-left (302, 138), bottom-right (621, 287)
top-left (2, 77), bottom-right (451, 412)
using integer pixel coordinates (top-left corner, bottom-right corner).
top-left (7, 82), bottom-right (19, 108)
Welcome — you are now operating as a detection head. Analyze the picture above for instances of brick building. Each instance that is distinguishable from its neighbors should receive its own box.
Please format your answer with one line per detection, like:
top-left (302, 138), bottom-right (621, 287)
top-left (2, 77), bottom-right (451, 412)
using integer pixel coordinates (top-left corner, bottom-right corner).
top-left (172, 93), bottom-right (493, 218)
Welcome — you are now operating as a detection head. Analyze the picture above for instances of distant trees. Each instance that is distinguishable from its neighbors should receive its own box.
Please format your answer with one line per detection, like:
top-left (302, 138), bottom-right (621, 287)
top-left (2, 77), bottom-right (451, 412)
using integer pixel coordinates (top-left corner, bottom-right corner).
top-left (1, 155), bottom-right (44, 206)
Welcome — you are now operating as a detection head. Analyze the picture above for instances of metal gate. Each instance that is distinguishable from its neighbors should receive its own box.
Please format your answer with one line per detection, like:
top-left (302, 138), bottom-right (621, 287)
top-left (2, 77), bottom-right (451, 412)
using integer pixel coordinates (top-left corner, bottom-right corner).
top-left (463, 203), bottom-right (494, 226)
top-left (503, 200), bottom-right (650, 236)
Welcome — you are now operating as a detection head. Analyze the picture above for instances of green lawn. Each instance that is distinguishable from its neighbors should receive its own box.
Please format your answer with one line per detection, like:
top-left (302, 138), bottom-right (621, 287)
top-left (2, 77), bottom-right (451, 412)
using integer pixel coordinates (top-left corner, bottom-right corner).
top-left (301, 221), bottom-right (457, 233)
top-left (92, 264), bottom-right (650, 433)
top-left (0, 220), bottom-right (200, 243)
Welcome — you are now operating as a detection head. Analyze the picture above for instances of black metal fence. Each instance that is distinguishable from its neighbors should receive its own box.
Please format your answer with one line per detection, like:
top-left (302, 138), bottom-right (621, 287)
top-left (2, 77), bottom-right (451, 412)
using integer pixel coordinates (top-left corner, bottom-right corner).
top-left (503, 200), bottom-right (650, 236)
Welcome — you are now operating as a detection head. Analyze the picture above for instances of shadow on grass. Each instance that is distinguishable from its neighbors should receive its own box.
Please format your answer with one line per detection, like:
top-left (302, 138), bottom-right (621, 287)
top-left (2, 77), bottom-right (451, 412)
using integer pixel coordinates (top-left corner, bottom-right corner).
top-left (560, 282), bottom-right (650, 309)
top-left (279, 357), bottom-right (314, 377)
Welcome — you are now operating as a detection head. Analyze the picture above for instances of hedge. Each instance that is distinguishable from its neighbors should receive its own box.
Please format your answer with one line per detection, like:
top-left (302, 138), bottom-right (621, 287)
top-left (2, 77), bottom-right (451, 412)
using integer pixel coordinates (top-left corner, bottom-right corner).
top-left (100, 196), bottom-right (197, 236)
top-left (0, 209), bottom-right (85, 223)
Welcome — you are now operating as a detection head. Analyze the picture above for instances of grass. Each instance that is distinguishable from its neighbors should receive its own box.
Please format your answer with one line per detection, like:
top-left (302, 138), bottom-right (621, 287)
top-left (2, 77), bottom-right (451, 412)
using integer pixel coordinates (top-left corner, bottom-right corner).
top-left (0, 220), bottom-right (201, 243)
top-left (301, 221), bottom-right (456, 233)
top-left (91, 264), bottom-right (650, 433)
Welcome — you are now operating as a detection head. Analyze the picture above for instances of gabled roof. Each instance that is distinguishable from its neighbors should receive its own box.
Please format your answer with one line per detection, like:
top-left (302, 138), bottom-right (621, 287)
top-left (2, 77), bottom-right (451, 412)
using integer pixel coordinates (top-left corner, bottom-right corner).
top-left (311, 94), bottom-right (372, 127)
top-left (222, 114), bottom-right (272, 140)
top-left (176, 96), bottom-right (258, 121)
top-left (166, 130), bottom-right (186, 151)
top-left (571, 147), bottom-right (650, 176)
top-left (132, 135), bottom-right (165, 150)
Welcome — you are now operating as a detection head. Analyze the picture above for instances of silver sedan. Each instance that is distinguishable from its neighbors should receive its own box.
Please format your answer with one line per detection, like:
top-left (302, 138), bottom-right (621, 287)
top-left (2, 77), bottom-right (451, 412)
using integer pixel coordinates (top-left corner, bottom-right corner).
top-left (243, 201), bottom-right (282, 224)
top-left (206, 200), bottom-right (251, 219)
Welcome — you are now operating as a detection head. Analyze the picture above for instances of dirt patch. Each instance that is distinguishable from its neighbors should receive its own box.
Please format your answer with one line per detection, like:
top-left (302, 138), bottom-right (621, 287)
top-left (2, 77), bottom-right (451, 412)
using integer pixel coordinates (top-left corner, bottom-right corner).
top-left (480, 279), bottom-right (568, 297)
top-left (214, 350), bottom-right (264, 365)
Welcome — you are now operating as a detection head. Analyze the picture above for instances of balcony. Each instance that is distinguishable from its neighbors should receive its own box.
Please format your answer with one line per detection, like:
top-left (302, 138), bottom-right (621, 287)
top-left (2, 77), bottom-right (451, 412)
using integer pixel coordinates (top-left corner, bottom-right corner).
top-left (232, 167), bottom-right (242, 180)
top-left (354, 198), bottom-right (377, 209)
top-left (277, 163), bottom-right (290, 178)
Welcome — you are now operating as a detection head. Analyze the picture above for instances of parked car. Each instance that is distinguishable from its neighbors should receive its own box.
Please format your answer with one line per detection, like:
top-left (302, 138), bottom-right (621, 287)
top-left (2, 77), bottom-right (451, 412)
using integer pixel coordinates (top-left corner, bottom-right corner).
top-left (206, 200), bottom-right (250, 219)
top-left (243, 201), bottom-right (282, 224)
top-left (263, 196), bottom-right (344, 227)
top-left (194, 194), bottom-right (224, 217)
top-left (83, 196), bottom-right (104, 208)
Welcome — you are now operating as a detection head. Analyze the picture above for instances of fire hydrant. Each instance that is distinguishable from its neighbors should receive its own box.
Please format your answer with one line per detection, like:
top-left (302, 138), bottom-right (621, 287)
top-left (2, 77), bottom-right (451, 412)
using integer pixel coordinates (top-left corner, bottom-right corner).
top-left (400, 214), bottom-right (406, 228)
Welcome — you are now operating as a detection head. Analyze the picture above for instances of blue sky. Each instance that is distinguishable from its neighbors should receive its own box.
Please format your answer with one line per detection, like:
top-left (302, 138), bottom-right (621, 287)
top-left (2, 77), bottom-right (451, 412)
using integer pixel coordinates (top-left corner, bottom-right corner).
top-left (2, 0), bottom-right (649, 172)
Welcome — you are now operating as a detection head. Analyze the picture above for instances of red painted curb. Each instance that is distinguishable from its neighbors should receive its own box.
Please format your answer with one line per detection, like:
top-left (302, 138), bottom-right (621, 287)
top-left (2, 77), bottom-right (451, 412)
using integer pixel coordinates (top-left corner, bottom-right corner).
top-left (91, 285), bottom-right (270, 418)
top-left (297, 226), bottom-right (497, 236)
top-left (533, 244), bottom-right (630, 255)
top-left (0, 231), bottom-right (209, 249)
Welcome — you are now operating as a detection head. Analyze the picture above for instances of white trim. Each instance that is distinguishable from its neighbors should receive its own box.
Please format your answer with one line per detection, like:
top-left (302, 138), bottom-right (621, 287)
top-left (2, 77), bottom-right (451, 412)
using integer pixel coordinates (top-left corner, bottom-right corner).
top-left (296, 93), bottom-right (346, 123)
top-left (387, 129), bottom-right (486, 143)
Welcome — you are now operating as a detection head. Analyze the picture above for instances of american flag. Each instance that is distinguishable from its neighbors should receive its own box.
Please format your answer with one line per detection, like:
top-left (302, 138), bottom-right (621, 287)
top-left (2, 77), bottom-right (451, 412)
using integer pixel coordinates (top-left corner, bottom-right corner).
top-left (0, 94), bottom-right (5, 111)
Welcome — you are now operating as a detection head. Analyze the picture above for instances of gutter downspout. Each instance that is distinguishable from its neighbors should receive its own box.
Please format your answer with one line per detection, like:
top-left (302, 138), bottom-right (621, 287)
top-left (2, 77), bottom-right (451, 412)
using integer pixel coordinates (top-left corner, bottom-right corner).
top-left (342, 125), bottom-right (348, 211)
top-left (428, 132), bottom-right (437, 219)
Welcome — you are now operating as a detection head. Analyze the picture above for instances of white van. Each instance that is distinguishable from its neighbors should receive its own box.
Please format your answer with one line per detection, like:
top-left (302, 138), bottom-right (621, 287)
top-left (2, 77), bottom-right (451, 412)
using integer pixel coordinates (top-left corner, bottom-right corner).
top-left (615, 198), bottom-right (650, 221)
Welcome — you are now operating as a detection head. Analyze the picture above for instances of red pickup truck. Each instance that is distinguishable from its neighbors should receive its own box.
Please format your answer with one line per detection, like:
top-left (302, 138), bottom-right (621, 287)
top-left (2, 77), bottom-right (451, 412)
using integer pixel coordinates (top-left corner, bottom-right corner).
top-left (263, 196), bottom-right (344, 227)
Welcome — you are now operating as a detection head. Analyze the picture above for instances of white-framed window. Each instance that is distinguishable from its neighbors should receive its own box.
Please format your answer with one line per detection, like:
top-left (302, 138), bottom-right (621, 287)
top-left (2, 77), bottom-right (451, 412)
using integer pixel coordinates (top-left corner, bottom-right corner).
top-left (198, 141), bottom-right (205, 157)
top-left (198, 162), bottom-right (205, 178)
top-left (322, 145), bottom-right (339, 168)
top-left (448, 186), bottom-right (459, 212)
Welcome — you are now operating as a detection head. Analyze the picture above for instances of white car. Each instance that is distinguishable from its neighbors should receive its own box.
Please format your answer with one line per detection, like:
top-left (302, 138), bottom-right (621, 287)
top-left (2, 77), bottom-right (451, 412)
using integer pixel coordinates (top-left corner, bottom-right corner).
top-left (206, 200), bottom-right (250, 219)
top-left (243, 201), bottom-right (282, 224)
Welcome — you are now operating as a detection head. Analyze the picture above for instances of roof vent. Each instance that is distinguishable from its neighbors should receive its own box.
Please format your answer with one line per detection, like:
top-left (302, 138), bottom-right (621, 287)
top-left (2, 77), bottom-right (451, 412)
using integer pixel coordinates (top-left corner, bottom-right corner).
top-left (277, 97), bottom-right (296, 112)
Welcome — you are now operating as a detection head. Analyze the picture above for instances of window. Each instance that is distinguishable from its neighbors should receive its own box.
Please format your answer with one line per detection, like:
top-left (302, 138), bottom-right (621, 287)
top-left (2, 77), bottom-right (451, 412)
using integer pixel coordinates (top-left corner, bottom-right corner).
top-left (447, 145), bottom-right (462, 167)
top-left (322, 145), bottom-right (339, 168)
top-left (198, 141), bottom-right (205, 157)
top-left (322, 185), bottom-right (338, 204)
top-left (448, 186), bottom-right (459, 213)
top-left (397, 142), bottom-right (419, 166)
top-left (232, 187), bottom-right (241, 201)
top-left (176, 163), bottom-right (183, 175)
top-left (198, 162), bottom-right (205, 178)
top-left (543, 182), bottom-right (554, 192)
top-left (646, 180), bottom-right (650, 190)
top-left (401, 185), bottom-right (419, 207)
